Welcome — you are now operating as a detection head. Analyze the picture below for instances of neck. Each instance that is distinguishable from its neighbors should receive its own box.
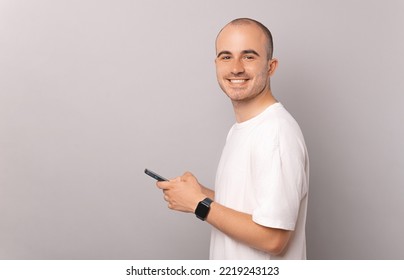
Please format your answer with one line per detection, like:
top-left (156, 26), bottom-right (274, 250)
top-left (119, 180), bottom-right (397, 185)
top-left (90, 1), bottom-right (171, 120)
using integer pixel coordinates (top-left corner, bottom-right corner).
top-left (232, 90), bottom-right (277, 123)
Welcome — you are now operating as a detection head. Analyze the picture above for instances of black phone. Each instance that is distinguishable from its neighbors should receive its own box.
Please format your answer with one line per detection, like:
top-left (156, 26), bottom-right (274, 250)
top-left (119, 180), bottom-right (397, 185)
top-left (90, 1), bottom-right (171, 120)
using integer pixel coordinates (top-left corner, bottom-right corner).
top-left (144, 168), bottom-right (168, 181)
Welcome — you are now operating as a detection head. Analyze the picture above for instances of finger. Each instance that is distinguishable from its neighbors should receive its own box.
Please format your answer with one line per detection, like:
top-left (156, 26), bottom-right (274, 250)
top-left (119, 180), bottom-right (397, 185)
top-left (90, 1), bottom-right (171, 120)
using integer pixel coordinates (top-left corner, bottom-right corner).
top-left (169, 176), bottom-right (181, 183)
top-left (182, 171), bottom-right (196, 182)
top-left (182, 171), bottom-right (193, 178)
top-left (156, 180), bottom-right (171, 190)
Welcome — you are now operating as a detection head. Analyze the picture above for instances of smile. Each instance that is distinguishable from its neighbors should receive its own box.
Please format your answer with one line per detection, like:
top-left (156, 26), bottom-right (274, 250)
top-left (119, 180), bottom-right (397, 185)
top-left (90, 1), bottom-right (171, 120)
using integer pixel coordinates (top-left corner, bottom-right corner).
top-left (228, 79), bottom-right (249, 84)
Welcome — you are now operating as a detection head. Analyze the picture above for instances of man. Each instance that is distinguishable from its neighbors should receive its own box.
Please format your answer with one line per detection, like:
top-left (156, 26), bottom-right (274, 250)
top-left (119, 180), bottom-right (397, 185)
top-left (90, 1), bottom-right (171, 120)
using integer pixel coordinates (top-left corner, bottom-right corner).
top-left (157, 18), bottom-right (309, 260)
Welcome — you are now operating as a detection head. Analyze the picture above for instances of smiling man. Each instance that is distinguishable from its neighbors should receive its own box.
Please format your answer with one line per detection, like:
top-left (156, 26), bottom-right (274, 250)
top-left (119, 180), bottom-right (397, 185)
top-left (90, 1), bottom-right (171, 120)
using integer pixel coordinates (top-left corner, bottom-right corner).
top-left (156, 18), bottom-right (309, 260)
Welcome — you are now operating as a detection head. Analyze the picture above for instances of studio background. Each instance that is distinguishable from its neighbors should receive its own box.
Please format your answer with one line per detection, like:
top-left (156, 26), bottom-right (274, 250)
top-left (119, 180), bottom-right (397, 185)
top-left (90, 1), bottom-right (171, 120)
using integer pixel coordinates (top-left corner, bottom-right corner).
top-left (1, 0), bottom-right (403, 259)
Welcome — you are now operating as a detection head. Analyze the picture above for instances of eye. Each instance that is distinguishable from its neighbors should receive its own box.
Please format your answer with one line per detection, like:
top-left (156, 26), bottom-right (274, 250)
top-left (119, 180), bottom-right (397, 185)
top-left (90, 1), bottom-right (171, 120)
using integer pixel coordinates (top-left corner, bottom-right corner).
top-left (220, 55), bottom-right (231, 60)
top-left (243, 55), bottom-right (255, 60)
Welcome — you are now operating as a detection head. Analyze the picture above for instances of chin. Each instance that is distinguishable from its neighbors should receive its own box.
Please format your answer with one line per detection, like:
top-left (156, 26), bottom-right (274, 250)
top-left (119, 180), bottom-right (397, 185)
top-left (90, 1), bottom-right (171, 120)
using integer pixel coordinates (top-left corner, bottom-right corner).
top-left (224, 89), bottom-right (248, 100)
top-left (226, 94), bottom-right (249, 102)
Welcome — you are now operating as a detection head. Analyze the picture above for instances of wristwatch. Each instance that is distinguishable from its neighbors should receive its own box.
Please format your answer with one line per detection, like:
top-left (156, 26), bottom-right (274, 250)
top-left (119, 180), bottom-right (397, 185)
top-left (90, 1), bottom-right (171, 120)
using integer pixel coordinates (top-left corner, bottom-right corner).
top-left (195, 198), bottom-right (213, 221)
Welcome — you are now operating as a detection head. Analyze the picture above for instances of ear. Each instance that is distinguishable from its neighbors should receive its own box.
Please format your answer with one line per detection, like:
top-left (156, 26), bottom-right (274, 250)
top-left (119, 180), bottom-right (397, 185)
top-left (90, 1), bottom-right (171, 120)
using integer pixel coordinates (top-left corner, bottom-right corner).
top-left (267, 58), bottom-right (279, 77)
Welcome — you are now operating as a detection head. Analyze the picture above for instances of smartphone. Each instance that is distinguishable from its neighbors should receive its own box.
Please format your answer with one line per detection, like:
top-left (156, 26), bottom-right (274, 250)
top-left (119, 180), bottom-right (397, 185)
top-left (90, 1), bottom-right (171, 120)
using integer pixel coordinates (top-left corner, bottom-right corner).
top-left (144, 168), bottom-right (168, 181)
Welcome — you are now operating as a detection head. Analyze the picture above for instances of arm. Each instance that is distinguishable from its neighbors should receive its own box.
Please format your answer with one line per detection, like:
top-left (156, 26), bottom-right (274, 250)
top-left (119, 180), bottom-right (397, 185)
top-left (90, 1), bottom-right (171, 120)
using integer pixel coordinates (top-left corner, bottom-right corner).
top-left (156, 172), bottom-right (291, 255)
top-left (207, 201), bottom-right (291, 255)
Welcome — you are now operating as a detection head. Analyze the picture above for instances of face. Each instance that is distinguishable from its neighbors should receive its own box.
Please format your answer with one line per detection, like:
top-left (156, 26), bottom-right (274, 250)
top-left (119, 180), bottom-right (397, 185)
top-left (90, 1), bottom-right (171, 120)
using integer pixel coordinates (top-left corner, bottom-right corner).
top-left (215, 24), bottom-right (276, 103)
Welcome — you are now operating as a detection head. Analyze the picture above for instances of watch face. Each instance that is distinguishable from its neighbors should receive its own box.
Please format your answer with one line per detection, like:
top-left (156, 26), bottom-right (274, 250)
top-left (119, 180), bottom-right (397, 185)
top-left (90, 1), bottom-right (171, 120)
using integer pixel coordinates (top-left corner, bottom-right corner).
top-left (196, 204), bottom-right (210, 220)
top-left (196, 198), bottom-right (212, 220)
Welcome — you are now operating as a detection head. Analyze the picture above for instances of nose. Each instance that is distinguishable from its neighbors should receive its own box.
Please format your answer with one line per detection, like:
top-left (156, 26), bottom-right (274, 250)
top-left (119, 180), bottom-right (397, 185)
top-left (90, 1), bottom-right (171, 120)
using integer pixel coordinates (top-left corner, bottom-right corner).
top-left (231, 59), bottom-right (245, 75)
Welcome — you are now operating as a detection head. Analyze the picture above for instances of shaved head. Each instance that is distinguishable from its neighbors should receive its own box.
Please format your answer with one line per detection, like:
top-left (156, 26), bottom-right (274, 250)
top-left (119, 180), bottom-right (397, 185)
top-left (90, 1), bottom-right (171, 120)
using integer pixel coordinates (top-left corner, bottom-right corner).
top-left (217, 18), bottom-right (274, 60)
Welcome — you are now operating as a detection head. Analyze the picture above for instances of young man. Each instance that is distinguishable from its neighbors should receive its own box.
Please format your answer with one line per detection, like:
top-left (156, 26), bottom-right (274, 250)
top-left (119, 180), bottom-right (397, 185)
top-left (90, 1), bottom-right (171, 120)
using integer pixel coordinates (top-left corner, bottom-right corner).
top-left (157, 18), bottom-right (309, 260)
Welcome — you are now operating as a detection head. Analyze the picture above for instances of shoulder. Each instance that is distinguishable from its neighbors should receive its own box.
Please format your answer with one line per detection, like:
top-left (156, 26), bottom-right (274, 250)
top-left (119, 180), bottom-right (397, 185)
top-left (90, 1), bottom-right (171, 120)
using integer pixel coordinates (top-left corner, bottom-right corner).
top-left (255, 104), bottom-right (301, 137)
top-left (253, 104), bottom-right (307, 153)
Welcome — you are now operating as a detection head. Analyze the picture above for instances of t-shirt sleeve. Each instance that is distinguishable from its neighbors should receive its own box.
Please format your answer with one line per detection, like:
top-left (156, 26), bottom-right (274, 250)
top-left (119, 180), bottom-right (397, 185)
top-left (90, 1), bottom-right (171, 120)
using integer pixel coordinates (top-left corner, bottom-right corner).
top-left (251, 119), bottom-right (308, 231)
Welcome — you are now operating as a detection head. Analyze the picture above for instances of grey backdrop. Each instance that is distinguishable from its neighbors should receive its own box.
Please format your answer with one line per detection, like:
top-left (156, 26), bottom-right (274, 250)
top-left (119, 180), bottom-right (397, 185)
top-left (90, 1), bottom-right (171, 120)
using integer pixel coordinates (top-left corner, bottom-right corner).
top-left (1, 0), bottom-right (403, 259)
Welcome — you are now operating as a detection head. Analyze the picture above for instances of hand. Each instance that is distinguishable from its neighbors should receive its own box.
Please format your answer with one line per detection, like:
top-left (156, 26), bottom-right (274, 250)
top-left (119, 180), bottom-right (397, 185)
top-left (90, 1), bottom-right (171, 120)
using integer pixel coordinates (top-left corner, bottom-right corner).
top-left (156, 172), bottom-right (206, 213)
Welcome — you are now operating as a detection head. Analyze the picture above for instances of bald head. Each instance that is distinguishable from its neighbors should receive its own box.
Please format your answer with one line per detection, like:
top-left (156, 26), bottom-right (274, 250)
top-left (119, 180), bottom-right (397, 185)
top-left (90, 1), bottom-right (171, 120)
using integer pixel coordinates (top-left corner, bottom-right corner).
top-left (216, 18), bottom-right (274, 60)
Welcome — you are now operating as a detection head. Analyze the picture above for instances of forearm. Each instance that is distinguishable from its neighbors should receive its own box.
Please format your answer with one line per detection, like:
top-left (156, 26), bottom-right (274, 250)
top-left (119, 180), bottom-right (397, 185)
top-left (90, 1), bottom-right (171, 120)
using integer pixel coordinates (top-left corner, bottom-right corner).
top-left (206, 202), bottom-right (291, 255)
top-left (157, 173), bottom-right (289, 255)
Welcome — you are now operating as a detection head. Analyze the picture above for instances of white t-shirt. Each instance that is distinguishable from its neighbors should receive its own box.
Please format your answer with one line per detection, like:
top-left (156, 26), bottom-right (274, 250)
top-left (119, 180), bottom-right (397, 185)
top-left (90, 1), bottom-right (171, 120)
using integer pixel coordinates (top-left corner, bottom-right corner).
top-left (209, 103), bottom-right (309, 260)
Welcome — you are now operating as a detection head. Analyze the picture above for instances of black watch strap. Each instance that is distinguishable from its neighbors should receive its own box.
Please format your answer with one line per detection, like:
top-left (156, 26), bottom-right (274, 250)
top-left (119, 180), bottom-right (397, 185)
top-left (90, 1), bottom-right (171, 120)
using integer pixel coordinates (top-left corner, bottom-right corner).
top-left (195, 197), bottom-right (213, 221)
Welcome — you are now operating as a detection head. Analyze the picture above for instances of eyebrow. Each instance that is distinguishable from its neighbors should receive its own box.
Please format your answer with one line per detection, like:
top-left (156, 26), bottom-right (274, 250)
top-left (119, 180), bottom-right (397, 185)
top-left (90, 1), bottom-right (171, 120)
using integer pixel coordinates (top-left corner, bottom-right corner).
top-left (216, 49), bottom-right (261, 58)
top-left (216, 50), bottom-right (231, 58)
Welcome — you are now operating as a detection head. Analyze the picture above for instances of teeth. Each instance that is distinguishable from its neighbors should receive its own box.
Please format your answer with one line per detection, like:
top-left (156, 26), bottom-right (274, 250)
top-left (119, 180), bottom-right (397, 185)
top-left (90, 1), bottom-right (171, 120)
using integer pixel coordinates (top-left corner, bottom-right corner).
top-left (230, 79), bottom-right (247, 83)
